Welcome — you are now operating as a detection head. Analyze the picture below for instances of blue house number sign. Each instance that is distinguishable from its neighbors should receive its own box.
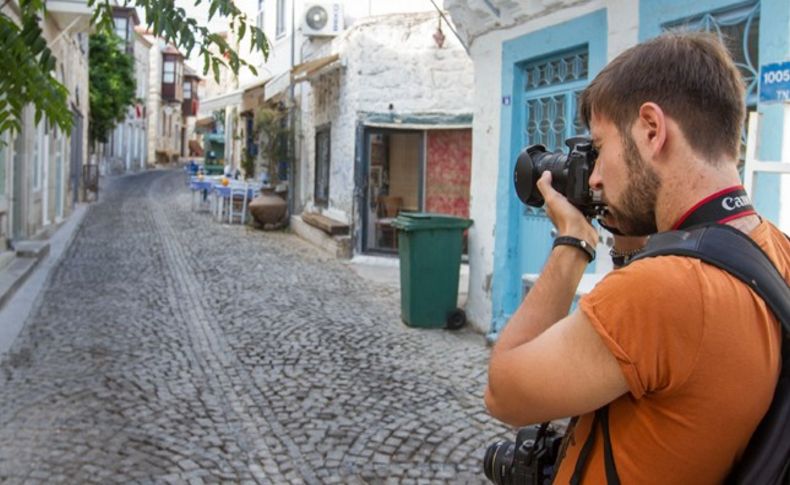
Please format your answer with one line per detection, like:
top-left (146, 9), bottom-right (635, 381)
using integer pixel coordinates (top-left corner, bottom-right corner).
top-left (760, 62), bottom-right (790, 103)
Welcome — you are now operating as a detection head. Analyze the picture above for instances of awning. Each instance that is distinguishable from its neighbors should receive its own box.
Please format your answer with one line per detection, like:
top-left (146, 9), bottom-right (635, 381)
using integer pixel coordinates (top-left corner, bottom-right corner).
top-left (242, 78), bottom-right (269, 113)
top-left (292, 54), bottom-right (341, 83)
top-left (264, 71), bottom-right (291, 101)
top-left (195, 116), bottom-right (214, 129)
top-left (198, 89), bottom-right (243, 117)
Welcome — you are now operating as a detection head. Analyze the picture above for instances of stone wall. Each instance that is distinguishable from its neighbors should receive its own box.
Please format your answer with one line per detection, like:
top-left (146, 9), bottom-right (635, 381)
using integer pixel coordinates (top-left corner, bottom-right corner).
top-left (299, 11), bottom-right (474, 226)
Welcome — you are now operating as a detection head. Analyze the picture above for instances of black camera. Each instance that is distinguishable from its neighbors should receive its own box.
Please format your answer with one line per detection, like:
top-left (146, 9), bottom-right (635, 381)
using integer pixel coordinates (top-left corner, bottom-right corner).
top-left (483, 424), bottom-right (563, 485)
top-left (513, 136), bottom-right (604, 217)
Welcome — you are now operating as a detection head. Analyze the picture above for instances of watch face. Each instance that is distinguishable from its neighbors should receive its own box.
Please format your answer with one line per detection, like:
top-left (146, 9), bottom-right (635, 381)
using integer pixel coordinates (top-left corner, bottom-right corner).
top-left (306, 6), bottom-right (328, 30)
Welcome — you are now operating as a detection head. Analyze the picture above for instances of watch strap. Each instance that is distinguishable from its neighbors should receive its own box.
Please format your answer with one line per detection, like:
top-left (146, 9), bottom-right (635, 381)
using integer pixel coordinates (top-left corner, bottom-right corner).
top-left (553, 236), bottom-right (596, 262)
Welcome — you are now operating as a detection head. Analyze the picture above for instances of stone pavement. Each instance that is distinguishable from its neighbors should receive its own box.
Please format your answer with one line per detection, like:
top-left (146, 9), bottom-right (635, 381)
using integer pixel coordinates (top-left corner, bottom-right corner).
top-left (0, 170), bottom-right (511, 484)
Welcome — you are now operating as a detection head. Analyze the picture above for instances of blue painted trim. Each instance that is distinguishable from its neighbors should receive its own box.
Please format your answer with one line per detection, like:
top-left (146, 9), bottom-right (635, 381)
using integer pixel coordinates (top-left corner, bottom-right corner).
top-left (639, 0), bottom-right (788, 224)
top-left (754, 0), bottom-right (789, 222)
top-left (491, 9), bottom-right (607, 338)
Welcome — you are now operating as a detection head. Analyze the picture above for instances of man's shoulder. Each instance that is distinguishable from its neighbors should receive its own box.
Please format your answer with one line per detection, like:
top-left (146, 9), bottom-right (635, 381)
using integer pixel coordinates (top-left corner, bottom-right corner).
top-left (595, 255), bottom-right (702, 293)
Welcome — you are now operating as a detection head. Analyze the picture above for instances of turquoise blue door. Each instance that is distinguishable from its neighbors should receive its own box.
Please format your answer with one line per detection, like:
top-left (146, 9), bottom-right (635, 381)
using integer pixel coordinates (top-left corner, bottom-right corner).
top-left (490, 10), bottom-right (607, 337)
top-left (518, 48), bottom-right (590, 274)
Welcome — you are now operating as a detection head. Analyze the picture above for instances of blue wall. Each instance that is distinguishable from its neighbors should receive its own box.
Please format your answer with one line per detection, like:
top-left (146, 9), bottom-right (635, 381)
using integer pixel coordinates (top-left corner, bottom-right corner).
top-left (490, 10), bottom-right (607, 337)
top-left (640, 0), bottom-right (789, 221)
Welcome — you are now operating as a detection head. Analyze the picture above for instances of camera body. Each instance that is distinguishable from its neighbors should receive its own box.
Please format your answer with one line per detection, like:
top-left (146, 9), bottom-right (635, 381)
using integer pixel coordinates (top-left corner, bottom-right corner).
top-left (513, 136), bottom-right (604, 217)
top-left (483, 424), bottom-right (563, 485)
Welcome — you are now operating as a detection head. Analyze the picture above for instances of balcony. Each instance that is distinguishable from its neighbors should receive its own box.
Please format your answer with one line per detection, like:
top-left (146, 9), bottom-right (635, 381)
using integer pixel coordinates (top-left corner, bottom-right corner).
top-left (47, 0), bottom-right (93, 32)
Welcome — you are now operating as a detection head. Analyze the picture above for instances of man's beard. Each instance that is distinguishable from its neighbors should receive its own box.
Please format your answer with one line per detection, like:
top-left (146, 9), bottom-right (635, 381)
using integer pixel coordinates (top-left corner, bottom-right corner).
top-left (608, 134), bottom-right (661, 236)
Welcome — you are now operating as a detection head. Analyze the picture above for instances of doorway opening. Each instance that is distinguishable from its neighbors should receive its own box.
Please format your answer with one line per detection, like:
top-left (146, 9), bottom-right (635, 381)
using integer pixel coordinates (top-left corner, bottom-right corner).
top-left (363, 129), bottom-right (423, 253)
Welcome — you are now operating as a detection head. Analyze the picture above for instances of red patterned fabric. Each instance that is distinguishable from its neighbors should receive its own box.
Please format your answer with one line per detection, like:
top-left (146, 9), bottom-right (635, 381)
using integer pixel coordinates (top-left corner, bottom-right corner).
top-left (425, 129), bottom-right (472, 218)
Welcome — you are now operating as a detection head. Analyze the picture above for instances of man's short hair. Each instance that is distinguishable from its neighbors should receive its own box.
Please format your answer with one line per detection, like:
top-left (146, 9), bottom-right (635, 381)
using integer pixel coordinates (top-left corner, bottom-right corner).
top-left (580, 32), bottom-right (745, 163)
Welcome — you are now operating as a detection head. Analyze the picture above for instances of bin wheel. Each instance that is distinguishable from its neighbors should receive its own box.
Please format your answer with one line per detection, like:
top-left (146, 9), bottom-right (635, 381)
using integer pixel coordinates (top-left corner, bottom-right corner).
top-left (446, 309), bottom-right (466, 330)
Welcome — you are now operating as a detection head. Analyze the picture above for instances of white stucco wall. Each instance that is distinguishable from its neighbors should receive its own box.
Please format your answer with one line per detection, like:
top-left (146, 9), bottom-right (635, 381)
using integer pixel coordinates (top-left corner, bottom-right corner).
top-left (446, 0), bottom-right (639, 333)
top-left (298, 11), bottom-right (474, 227)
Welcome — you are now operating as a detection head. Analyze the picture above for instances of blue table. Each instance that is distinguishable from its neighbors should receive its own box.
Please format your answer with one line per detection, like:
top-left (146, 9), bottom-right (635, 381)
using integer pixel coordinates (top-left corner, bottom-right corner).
top-left (211, 183), bottom-right (261, 224)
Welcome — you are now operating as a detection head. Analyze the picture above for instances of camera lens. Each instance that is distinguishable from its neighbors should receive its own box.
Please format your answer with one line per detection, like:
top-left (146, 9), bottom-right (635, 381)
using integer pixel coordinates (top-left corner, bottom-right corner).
top-left (513, 145), bottom-right (569, 208)
top-left (483, 440), bottom-right (515, 485)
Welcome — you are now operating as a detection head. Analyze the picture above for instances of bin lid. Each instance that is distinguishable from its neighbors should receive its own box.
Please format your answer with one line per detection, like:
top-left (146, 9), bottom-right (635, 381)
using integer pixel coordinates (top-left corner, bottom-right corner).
top-left (391, 212), bottom-right (473, 231)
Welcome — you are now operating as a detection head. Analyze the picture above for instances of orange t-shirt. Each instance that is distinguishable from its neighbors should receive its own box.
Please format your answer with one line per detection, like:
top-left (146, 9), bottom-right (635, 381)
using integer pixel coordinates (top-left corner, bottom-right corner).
top-left (553, 221), bottom-right (788, 484)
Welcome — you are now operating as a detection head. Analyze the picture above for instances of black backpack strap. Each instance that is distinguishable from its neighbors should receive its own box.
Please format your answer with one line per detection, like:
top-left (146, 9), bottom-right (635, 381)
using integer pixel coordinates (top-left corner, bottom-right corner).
top-left (570, 407), bottom-right (620, 485)
top-left (632, 224), bottom-right (790, 331)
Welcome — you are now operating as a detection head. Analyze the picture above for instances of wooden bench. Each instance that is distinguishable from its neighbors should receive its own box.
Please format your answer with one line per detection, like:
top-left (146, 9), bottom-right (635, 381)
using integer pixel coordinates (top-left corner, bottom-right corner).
top-left (302, 212), bottom-right (350, 236)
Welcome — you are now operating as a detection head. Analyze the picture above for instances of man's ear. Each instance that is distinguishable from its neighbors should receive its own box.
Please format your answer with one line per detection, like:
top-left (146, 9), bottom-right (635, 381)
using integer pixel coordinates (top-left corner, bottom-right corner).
top-left (634, 102), bottom-right (667, 160)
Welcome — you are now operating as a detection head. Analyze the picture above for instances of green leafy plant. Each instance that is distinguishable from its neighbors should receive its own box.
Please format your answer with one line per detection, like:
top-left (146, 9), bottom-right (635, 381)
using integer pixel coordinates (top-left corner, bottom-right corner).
top-left (0, 0), bottom-right (71, 136)
top-left (254, 107), bottom-right (291, 185)
top-left (89, 31), bottom-right (136, 148)
top-left (240, 153), bottom-right (255, 179)
top-left (1, 0), bottom-right (269, 141)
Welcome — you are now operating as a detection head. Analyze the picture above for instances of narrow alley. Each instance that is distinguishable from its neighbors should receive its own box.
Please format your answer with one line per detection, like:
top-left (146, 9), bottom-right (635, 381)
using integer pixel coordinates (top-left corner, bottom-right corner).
top-left (0, 170), bottom-right (509, 484)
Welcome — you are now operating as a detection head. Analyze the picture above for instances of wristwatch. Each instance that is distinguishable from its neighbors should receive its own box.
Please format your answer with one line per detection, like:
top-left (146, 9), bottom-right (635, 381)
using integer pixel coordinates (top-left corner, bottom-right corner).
top-left (553, 236), bottom-right (596, 262)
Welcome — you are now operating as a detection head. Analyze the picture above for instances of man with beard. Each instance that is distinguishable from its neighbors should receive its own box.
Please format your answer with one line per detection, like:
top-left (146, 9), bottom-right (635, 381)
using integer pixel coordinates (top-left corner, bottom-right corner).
top-left (484, 32), bottom-right (790, 483)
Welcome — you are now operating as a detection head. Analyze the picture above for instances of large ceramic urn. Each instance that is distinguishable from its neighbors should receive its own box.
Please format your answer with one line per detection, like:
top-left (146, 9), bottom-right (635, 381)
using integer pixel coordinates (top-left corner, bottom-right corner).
top-left (249, 188), bottom-right (287, 225)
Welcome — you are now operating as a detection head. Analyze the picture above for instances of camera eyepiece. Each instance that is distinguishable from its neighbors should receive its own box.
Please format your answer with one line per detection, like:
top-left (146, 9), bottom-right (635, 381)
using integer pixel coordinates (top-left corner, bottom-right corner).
top-left (513, 136), bottom-right (604, 217)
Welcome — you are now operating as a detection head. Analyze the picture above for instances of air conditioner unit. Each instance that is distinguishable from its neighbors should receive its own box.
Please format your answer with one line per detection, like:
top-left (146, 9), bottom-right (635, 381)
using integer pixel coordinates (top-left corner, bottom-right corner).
top-left (303, 2), bottom-right (344, 37)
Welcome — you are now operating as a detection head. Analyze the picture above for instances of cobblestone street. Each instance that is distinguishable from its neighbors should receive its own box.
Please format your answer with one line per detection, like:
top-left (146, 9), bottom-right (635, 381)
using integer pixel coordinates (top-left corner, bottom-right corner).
top-left (0, 170), bottom-right (510, 484)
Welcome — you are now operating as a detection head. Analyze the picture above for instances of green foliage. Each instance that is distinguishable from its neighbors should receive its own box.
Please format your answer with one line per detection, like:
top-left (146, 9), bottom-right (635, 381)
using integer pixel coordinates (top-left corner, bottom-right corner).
top-left (1, 0), bottom-right (270, 142)
top-left (0, 0), bottom-right (71, 137)
top-left (240, 153), bottom-right (255, 178)
top-left (254, 107), bottom-right (291, 185)
top-left (89, 32), bottom-right (136, 147)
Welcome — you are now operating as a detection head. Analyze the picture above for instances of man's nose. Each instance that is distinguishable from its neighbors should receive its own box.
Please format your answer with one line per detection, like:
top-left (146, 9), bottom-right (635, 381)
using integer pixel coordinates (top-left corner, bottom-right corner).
top-left (589, 160), bottom-right (603, 190)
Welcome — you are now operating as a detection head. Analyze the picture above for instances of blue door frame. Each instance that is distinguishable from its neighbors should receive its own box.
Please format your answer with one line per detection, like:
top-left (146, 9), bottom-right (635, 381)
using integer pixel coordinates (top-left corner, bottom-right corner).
top-left (490, 10), bottom-right (608, 338)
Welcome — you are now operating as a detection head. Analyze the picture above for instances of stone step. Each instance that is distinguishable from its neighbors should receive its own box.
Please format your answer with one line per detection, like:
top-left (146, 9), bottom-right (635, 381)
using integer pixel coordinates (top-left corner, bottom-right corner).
top-left (301, 212), bottom-right (350, 236)
top-left (13, 241), bottom-right (50, 259)
top-left (0, 256), bottom-right (40, 311)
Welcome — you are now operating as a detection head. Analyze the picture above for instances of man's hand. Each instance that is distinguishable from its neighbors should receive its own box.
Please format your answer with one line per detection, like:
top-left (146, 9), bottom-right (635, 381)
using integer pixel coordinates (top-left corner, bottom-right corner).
top-left (536, 171), bottom-right (598, 247)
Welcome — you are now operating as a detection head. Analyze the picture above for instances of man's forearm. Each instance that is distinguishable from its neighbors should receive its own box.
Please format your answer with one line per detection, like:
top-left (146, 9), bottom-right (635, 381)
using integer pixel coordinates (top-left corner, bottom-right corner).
top-left (493, 245), bottom-right (590, 354)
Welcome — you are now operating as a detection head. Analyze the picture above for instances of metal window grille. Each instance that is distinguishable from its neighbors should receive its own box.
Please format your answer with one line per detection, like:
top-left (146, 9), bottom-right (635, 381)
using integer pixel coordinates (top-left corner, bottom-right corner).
top-left (523, 48), bottom-right (588, 152)
top-left (664, 2), bottom-right (760, 106)
top-left (522, 47), bottom-right (589, 216)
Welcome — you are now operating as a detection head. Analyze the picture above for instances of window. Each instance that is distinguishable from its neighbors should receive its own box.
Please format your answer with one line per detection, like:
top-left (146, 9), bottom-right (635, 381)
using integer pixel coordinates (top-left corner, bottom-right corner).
top-left (523, 47), bottom-right (589, 151)
top-left (183, 80), bottom-right (192, 99)
top-left (113, 16), bottom-right (128, 43)
top-left (314, 127), bottom-right (330, 207)
top-left (163, 59), bottom-right (175, 83)
top-left (664, 2), bottom-right (760, 155)
top-left (33, 120), bottom-right (44, 190)
top-left (276, 0), bottom-right (286, 37)
top-left (664, 3), bottom-right (759, 106)
top-left (257, 0), bottom-right (265, 30)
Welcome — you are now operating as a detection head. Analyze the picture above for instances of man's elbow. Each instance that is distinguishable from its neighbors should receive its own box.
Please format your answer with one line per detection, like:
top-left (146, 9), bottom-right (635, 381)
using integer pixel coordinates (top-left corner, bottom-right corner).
top-left (484, 383), bottom-right (523, 427)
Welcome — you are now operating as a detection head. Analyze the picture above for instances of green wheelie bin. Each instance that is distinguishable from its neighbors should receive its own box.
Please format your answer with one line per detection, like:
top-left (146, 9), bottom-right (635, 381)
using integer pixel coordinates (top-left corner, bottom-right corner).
top-left (391, 213), bottom-right (473, 329)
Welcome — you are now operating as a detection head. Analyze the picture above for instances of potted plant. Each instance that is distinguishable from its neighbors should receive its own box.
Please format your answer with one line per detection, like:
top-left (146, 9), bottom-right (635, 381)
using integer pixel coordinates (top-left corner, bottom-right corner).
top-left (248, 106), bottom-right (291, 227)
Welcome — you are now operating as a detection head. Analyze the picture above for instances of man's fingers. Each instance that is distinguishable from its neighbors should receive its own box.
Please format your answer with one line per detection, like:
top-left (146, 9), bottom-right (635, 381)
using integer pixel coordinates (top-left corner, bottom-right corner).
top-left (536, 171), bottom-right (554, 201)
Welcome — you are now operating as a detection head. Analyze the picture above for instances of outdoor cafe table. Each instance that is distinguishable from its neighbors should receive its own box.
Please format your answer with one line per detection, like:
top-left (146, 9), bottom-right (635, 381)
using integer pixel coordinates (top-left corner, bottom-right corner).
top-left (189, 176), bottom-right (220, 211)
top-left (211, 182), bottom-right (261, 223)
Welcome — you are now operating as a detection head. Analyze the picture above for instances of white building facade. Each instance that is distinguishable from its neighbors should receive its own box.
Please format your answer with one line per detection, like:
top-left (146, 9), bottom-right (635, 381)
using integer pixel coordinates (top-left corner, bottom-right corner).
top-left (0, 0), bottom-right (91, 247)
top-left (294, 11), bottom-right (474, 257)
top-left (101, 7), bottom-right (151, 174)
